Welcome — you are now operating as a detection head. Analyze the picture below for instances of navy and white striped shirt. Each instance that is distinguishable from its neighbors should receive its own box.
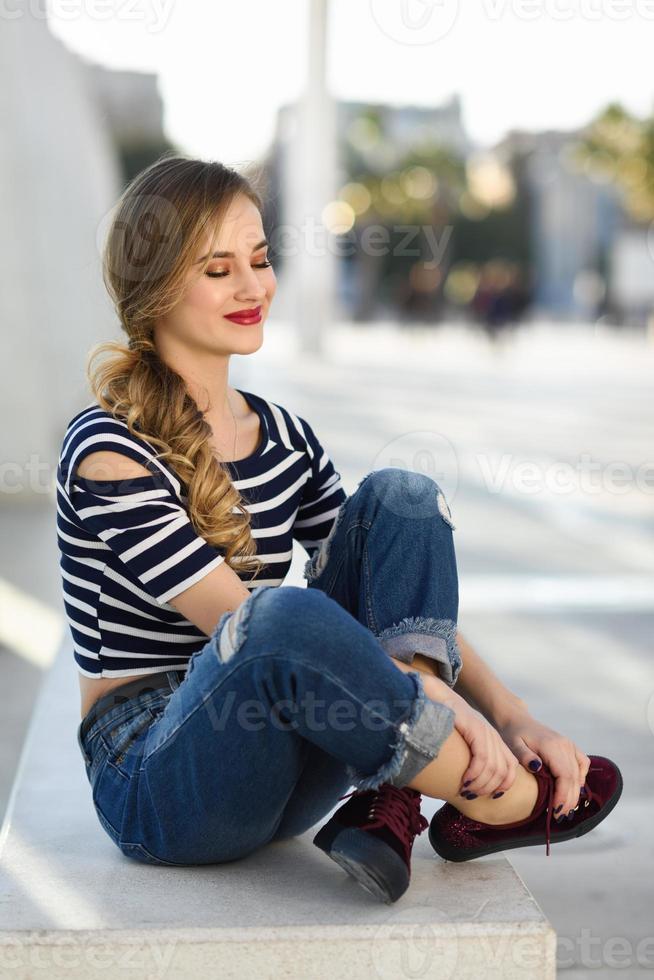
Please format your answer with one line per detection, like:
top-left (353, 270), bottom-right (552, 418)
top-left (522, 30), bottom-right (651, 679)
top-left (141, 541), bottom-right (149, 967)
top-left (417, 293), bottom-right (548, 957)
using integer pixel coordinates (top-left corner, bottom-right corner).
top-left (56, 388), bottom-right (347, 678)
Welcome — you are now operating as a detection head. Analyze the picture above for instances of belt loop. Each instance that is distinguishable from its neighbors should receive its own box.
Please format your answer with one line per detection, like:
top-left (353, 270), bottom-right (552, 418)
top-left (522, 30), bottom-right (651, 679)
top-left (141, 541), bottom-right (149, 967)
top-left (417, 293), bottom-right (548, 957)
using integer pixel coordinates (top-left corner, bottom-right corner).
top-left (167, 669), bottom-right (184, 692)
top-left (77, 721), bottom-right (92, 767)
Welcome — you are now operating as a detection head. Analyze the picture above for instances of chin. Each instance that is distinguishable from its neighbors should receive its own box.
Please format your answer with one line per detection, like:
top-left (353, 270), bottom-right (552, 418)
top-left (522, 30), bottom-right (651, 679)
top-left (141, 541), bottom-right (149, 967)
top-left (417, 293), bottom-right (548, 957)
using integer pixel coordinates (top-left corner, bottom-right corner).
top-left (221, 330), bottom-right (265, 354)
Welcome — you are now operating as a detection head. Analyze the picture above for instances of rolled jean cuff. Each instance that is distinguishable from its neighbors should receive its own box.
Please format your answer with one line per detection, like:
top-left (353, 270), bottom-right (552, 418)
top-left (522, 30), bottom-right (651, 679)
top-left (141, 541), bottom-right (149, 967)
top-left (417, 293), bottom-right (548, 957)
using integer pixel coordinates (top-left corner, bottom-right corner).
top-left (375, 617), bottom-right (462, 688)
top-left (345, 670), bottom-right (456, 792)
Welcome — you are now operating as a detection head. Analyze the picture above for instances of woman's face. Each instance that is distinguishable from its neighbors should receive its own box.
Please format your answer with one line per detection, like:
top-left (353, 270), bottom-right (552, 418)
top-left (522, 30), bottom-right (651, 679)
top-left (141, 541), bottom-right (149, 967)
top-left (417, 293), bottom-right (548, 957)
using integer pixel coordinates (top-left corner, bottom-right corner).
top-left (155, 193), bottom-right (277, 357)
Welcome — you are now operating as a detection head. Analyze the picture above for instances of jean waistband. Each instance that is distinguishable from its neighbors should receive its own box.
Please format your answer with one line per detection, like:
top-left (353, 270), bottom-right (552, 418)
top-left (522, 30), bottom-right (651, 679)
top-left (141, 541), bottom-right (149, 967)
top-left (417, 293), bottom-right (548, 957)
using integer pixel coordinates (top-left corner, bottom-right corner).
top-left (79, 670), bottom-right (186, 743)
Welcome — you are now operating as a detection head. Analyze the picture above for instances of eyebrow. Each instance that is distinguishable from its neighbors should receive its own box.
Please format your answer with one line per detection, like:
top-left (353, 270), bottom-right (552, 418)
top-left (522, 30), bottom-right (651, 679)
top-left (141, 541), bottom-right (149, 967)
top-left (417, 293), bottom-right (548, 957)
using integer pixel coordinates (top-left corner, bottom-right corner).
top-left (195, 238), bottom-right (269, 263)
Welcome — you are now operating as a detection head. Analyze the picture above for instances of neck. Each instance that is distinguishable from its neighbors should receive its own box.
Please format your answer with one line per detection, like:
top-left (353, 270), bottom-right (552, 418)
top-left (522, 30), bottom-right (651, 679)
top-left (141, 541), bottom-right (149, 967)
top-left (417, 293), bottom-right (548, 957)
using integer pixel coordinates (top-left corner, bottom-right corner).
top-left (153, 336), bottom-right (231, 417)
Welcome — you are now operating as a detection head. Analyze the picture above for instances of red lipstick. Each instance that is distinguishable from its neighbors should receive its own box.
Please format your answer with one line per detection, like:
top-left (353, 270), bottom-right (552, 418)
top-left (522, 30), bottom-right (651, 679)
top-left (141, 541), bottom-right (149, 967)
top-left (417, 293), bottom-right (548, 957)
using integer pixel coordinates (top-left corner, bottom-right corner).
top-left (224, 305), bottom-right (262, 325)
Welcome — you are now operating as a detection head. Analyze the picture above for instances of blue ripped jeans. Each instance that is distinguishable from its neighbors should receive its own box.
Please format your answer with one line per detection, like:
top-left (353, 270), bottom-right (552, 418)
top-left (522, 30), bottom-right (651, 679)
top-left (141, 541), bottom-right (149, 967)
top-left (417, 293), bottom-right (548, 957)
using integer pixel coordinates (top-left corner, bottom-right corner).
top-left (77, 467), bottom-right (463, 866)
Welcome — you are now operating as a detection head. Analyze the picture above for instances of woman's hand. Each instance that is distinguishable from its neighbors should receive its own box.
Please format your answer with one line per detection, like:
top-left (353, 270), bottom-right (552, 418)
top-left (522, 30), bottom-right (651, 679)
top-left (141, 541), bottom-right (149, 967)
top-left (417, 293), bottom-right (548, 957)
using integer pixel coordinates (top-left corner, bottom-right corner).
top-left (390, 657), bottom-right (519, 798)
top-left (496, 710), bottom-right (592, 817)
top-left (440, 686), bottom-right (521, 798)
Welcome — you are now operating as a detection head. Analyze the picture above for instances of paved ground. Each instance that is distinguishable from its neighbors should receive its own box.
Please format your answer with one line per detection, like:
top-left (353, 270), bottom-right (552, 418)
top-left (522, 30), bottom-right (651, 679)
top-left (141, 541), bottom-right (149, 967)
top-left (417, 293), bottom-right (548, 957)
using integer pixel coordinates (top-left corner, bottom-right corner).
top-left (2, 317), bottom-right (652, 978)
top-left (0, 498), bottom-right (63, 816)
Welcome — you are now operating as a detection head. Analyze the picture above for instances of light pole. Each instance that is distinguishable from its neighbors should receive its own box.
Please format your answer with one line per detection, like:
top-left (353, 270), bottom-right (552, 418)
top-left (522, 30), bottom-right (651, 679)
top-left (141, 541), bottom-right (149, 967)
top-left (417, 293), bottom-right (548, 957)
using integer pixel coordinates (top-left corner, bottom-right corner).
top-left (286, 0), bottom-right (337, 358)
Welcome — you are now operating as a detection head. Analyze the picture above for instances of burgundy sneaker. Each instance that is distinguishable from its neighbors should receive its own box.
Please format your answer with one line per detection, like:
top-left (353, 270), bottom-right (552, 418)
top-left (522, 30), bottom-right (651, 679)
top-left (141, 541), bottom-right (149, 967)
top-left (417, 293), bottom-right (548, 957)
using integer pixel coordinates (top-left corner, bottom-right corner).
top-left (428, 754), bottom-right (623, 862)
top-left (313, 784), bottom-right (429, 904)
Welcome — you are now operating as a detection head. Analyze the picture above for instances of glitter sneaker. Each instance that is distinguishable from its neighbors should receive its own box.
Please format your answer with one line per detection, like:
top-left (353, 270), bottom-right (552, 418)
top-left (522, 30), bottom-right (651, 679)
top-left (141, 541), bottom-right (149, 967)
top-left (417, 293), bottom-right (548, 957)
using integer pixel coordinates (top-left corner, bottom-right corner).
top-left (313, 783), bottom-right (428, 903)
top-left (428, 754), bottom-right (623, 862)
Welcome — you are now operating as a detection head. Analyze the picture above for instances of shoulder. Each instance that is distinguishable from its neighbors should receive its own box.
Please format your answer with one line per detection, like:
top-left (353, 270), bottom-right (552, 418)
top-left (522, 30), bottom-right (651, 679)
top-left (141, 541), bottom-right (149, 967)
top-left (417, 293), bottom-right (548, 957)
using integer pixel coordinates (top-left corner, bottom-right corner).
top-left (59, 404), bottom-right (180, 497)
top-left (75, 450), bottom-right (154, 482)
top-left (61, 404), bottom-right (155, 463)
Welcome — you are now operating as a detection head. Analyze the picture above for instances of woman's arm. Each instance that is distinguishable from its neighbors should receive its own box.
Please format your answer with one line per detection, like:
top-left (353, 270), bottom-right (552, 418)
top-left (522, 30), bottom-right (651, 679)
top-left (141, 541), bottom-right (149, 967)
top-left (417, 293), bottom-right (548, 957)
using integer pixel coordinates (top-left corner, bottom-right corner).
top-left (390, 654), bottom-right (520, 797)
top-left (452, 629), bottom-right (529, 728)
top-left (451, 630), bottom-right (591, 815)
top-left (407, 630), bottom-right (528, 726)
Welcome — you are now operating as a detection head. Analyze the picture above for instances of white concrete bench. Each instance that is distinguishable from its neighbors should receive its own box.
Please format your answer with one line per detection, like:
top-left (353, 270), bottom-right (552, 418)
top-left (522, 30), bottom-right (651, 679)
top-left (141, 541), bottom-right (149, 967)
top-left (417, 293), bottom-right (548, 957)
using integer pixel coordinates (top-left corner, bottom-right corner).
top-left (0, 642), bottom-right (556, 979)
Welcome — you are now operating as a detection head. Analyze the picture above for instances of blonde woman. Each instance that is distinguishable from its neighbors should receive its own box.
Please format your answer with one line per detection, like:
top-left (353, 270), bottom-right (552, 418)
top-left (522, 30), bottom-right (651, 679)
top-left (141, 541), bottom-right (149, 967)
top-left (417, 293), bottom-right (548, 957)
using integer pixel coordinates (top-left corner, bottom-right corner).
top-left (57, 155), bottom-right (622, 905)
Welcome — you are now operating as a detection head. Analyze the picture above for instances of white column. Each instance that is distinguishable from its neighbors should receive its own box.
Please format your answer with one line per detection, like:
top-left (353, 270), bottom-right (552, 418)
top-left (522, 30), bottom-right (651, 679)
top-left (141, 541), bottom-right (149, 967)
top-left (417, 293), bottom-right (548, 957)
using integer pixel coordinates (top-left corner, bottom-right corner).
top-left (285, 0), bottom-right (337, 357)
top-left (0, 8), bottom-right (121, 500)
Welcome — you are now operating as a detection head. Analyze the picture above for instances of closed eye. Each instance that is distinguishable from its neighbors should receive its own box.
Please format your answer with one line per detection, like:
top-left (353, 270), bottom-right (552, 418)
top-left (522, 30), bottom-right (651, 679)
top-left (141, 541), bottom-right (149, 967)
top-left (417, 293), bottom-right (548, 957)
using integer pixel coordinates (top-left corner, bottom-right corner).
top-left (206, 260), bottom-right (273, 279)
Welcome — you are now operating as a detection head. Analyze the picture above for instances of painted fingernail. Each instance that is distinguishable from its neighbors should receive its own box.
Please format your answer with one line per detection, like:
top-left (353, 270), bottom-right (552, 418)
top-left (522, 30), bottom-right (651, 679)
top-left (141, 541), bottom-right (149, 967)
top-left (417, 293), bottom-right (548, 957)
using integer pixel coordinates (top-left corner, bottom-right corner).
top-left (554, 804), bottom-right (563, 813)
top-left (528, 760), bottom-right (542, 772)
top-left (580, 786), bottom-right (587, 796)
top-left (492, 791), bottom-right (504, 799)
top-left (555, 815), bottom-right (566, 824)
top-left (567, 809), bottom-right (575, 819)
top-left (465, 792), bottom-right (478, 799)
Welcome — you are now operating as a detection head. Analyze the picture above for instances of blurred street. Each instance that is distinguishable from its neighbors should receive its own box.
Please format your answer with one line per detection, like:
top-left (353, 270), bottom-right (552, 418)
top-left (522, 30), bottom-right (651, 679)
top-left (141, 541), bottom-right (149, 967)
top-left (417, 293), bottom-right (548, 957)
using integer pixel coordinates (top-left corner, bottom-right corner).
top-left (242, 315), bottom-right (654, 979)
top-left (1, 316), bottom-right (652, 977)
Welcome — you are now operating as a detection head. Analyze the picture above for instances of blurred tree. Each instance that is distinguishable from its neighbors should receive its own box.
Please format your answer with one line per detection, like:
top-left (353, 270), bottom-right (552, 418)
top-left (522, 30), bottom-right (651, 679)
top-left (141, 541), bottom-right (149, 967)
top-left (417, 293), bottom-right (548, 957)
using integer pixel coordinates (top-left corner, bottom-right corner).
top-left (576, 103), bottom-right (654, 222)
top-left (450, 149), bottom-right (531, 267)
top-left (338, 106), bottom-right (537, 324)
top-left (340, 110), bottom-right (467, 321)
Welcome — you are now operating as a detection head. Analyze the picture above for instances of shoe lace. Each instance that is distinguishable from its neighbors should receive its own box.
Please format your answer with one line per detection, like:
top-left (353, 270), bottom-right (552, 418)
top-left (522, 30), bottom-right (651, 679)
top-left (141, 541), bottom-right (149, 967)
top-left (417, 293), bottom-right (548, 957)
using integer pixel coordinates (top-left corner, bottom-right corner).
top-left (543, 771), bottom-right (554, 857)
top-left (338, 785), bottom-right (429, 864)
top-left (543, 761), bottom-right (603, 856)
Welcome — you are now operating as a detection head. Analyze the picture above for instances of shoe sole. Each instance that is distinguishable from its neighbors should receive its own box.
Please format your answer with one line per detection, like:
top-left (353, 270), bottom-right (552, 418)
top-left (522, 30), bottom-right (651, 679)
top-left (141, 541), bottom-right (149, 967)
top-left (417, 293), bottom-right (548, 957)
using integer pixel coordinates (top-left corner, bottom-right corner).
top-left (313, 824), bottom-right (409, 904)
top-left (429, 761), bottom-right (624, 862)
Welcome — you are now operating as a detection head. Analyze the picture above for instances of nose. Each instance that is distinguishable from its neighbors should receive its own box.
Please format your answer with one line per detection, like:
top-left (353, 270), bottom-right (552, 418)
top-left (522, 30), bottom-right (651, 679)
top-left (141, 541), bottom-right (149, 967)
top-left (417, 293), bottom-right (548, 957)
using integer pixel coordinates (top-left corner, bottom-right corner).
top-left (233, 264), bottom-right (268, 302)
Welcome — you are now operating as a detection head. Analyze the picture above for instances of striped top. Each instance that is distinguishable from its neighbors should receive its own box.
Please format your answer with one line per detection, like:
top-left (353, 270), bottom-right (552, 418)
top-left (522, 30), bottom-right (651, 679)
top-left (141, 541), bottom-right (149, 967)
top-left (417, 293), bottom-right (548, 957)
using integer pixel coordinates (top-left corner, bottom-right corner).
top-left (56, 388), bottom-right (347, 678)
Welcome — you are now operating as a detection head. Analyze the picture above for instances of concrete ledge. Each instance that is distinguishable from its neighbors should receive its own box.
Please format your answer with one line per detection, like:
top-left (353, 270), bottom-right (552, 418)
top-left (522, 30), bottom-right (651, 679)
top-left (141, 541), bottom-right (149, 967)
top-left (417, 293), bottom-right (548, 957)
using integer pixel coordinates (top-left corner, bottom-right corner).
top-left (0, 644), bottom-right (556, 979)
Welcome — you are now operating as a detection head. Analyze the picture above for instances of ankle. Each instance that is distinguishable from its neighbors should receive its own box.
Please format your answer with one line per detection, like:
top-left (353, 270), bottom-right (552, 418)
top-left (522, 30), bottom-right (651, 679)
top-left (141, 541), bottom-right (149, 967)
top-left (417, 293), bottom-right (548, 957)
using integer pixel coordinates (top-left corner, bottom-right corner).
top-left (453, 771), bottom-right (540, 825)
